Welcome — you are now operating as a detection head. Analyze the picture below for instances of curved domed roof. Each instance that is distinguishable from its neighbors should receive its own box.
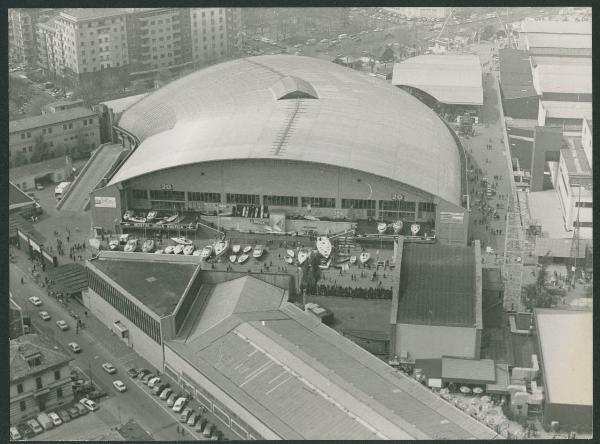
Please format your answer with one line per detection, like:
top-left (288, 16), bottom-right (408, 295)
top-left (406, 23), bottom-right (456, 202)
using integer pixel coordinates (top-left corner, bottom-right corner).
top-left (110, 55), bottom-right (462, 205)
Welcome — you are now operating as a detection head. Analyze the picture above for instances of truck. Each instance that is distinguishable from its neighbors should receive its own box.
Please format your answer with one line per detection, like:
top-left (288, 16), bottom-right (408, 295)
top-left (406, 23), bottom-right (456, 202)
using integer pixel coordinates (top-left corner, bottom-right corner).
top-left (54, 181), bottom-right (72, 201)
top-left (36, 412), bottom-right (54, 431)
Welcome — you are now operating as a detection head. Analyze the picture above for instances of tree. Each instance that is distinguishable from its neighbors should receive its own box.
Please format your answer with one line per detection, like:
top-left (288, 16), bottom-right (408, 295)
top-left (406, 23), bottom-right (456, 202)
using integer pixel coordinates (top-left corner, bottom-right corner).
top-left (380, 47), bottom-right (395, 63)
top-left (301, 254), bottom-right (322, 293)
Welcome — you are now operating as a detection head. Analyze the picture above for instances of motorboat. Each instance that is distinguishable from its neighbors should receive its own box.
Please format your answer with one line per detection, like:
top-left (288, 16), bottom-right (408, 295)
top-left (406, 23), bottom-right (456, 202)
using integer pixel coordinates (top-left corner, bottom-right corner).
top-left (192, 250), bottom-right (202, 256)
top-left (229, 255), bottom-right (237, 264)
top-left (359, 252), bottom-right (370, 264)
top-left (171, 237), bottom-right (193, 245)
top-left (183, 245), bottom-right (195, 255)
top-left (129, 216), bottom-right (146, 223)
top-left (252, 245), bottom-right (265, 258)
top-left (263, 225), bottom-right (273, 232)
top-left (285, 256), bottom-right (294, 264)
top-left (243, 246), bottom-right (252, 254)
top-left (297, 249), bottom-right (309, 265)
top-left (200, 245), bottom-right (213, 259)
top-left (123, 210), bottom-right (134, 221)
top-left (124, 238), bottom-right (138, 253)
top-left (154, 249), bottom-right (164, 254)
top-left (164, 245), bottom-right (175, 254)
top-left (286, 249), bottom-right (295, 258)
top-left (146, 211), bottom-right (158, 221)
top-left (164, 214), bottom-right (179, 223)
top-left (232, 245), bottom-right (241, 254)
top-left (238, 253), bottom-right (249, 264)
top-left (392, 220), bottom-right (403, 234)
top-left (335, 256), bottom-right (350, 264)
top-left (377, 222), bottom-right (387, 234)
top-left (303, 214), bottom-right (320, 221)
top-left (349, 255), bottom-right (357, 264)
top-left (214, 240), bottom-right (229, 257)
top-left (316, 236), bottom-right (332, 259)
top-left (109, 239), bottom-right (119, 251)
top-left (119, 233), bottom-right (130, 244)
top-left (142, 239), bottom-right (155, 253)
top-left (410, 223), bottom-right (421, 236)
top-left (174, 244), bottom-right (185, 255)
top-left (318, 258), bottom-right (331, 270)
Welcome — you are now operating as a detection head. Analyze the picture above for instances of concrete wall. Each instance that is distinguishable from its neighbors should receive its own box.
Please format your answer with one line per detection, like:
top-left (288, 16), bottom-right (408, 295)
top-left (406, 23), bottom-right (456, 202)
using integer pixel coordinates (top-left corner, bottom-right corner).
top-left (394, 323), bottom-right (478, 362)
top-left (82, 288), bottom-right (164, 370)
top-left (531, 126), bottom-right (563, 192)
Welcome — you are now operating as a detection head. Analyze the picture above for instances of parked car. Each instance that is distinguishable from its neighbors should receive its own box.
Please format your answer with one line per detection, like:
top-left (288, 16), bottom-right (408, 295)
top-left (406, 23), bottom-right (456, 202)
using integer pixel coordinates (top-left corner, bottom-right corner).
top-left (166, 393), bottom-right (178, 407)
top-left (26, 419), bottom-right (43, 435)
top-left (39, 311), bottom-right (51, 321)
top-left (36, 412), bottom-right (54, 430)
top-left (152, 382), bottom-right (169, 396)
top-left (113, 380), bottom-right (127, 392)
top-left (79, 397), bottom-right (99, 412)
top-left (160, 387), bottom-right (173, 400)
top-left (187, 412), bottom-right (199, 426)
top-left (179, 408), bottom-right (193, 423)
top-left (48, 411), bottom-right (62, 426)
top-left (68, 406), bottom-right (80, 419)
top-left (141, 373), bottom-right (155, 384)
top-left (211, 430), bottom-right (224, 441)
top-left (9, 426), bottom-right (22, 440)
top-left (57, 409), bottom-right (71, 423)
top-left (57, 320), bottom-right (69, 331)
top-left (137, 369), bottom-right (150, 380)
top-left (28, 296), bottom-right (42, 306)
top-left (196, 418), bottom-right (207, 433)
top-left (17, 422), bottom-right (34, 439)
top-left (203, 423), bottom-right (214, 438)
top-left (172, 397), bottom-right (187, 413)
top-left (74, 403), bottom-right (88, 416)
top-left (68, 342), bottom-right (81, 353)
top-left (102, 362), bottom-right (116, 374)
top-left (148, 377), bottom-right (161, 389)
top-left (127, 367), bottom-right (139, 378)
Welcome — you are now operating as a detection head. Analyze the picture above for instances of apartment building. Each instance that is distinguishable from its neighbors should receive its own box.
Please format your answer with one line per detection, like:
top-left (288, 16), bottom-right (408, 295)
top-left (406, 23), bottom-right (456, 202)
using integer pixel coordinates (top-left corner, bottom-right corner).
top-left (42, 98), bottom-right (85, 114)
top-left (10, 334), bottom-right (74, 424)
top-left (9, 107), bottom-right (100, 167)
top-left (9, 8), bottom-right (56, 65)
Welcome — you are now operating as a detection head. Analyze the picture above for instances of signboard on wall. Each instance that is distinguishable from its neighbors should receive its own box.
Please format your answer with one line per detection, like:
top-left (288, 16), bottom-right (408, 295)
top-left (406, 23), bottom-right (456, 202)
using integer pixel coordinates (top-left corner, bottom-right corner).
top-left (29, 239), bottom-right (41, 253)
top-left (439, 211), bottom-right (464, 224)
top-left (94, 196), bottom-right (117, 208)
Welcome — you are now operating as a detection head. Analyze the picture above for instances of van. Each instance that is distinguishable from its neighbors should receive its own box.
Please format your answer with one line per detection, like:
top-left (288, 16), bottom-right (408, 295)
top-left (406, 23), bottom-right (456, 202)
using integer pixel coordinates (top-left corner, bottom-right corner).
top-left (9, 426), bottom-right (22, 440)
top-left (36, 412), bottom-right (54, 431)
top-left (338, 34), bottom-right (348, 40)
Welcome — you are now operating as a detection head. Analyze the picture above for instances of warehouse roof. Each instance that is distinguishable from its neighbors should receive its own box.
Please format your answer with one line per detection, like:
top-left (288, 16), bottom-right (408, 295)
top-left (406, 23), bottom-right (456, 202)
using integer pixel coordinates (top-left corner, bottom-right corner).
top-left (100, 92), bottom-right (149, 115)
top-left (526, 33), bottom-right (592, 50)
top-left (392, 54), bottom-right (483, 106)
top-left (533, 61), bottom-right (592, 94)
top-left (521, 20), bottom-right (591, 36)
top-left (498, 49), bottom-right (537, 99)
top-left (10, 334), bottom-right (72, 383)
top-left (535, 309), bottom-right (592, 406)
top-left (541, 101), bottom-right (592, 120)
top-left (560, 148), bottom-right (591, 176)
top-left (441, 357), bottom-right (496, 383)
top-left (397, 243), bottom-right (477, 327)
top-left (167, 276), bottom-right (496, 440)
top-left (110, 55), bottom-right (463, 206)
top-left (9, 107), bottom-right (96, 133)
top-left (9, 182), bottom-right (35, 208)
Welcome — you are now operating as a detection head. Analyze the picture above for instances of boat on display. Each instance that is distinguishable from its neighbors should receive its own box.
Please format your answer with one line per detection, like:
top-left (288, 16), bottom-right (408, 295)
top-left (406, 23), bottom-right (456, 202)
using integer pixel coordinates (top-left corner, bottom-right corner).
top-left (318, 258), bottom-right (332, 270)
top-left (286, 249), bottom-right (295, 258)
top-left (146, 211), bottom-right (158, 221)
top-left (297, 249), bottom-right (309, 265)
top-left (183, 245), bottom-right (195, 255)
top-left (243, 246), bottom-right (252, 254)
top-left (174, 244), bottom-right (185, 255)
top-left (316, 236), bottom-right (332, 258)
top-left (109, 239), bottom-right (119, 250)
top-left (303, 214), bottom-right (320, 221)
top-left (200, 245), bottom-right (213, 259)
top-left (273, 224), bottom-right (282, 232)
top-left (214, 240), bottom-right (229, 257)
top-left (252, 245), bottom-right (265, 258)
top-left (124, 238), bottom-right (138, 252)
top-left (129, 216), bottom-right (147, 223)
top-left (164, 245), bottom-right (175, 254)
top-left (392, 220), bottom-right (403, 234)
top-left (155, 249), bottom-right (164, 254)
top-left (119, 233), bottom-right (130, 244)
top-left (263, 225), bottom-right (273, 232)
top-left (229, 255), bottom-right (237, 264)
top-left (410, 223), bottom-right (421, 236)
top-left (238, 253), bottom-right (249, 264)
top-left (122, 210), bottom-right (134, 221)
top-left (192, 250), bottom-right (202, 256)
top-left (359, 252), bottom-right (370, 264)
top-left (142, 239), bottom-right (155, 253)
top-left (164, 214), bottom-right (179, 224)
top-left (349, 255), bottom-right (357, 264)
top-left (285, 256), bottom-right (294, 264)
top-left (232, 245), bottom-right (241, 254)
top-left (171, 236), bottom-right (193, 245)
top-left (377, 222), bottom-right (387, 234)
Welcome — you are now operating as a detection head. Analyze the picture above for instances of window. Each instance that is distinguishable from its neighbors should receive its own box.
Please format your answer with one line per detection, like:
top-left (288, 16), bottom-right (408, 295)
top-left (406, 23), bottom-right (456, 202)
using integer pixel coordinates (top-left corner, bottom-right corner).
top-left (42, 128), bottom-right (46, 134)
top-left (263, 195), bottom-right (298, 207)
top-left (132, 189), bottom-right (148, 199)
top-left (575, 201), bottom-right (592, 208)
top-left (83, 119), bottom-right (87, 126)
top-left (48, 127), bottom-right (52, 134)
top-left (226, 193), bottom-right (259, 205)
top-left (341, 199), bottom-right (375, 209)
top-left (188, 192), bottom-right (221, 203)
top-left (379, 200), bottom-right (416, 212)
top-left (54, 369), bottom-right (61, 380)
top-left (17, 383), bottom-right (23, 394)
top-left (21, 133), bottom-right (25, 139)
top-left (35, 377), bottom-right (42, 390)
top-left (20, 401), bottom-right (26, 412)
top-left (149, 189), bottom-right (185, 201)
top-left (63, 124), bottom-right (67, 130)
top-left (27, 132), bottom-right (31, 138)
top-left (57, 387), bottom-right (63, 398)
top-left (574, 221), bottom-right (592, 228)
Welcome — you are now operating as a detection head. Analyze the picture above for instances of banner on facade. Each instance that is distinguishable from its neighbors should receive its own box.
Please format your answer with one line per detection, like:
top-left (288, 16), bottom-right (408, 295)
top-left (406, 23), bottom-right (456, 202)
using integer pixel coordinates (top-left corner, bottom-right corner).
top-left (94, 196), bottom-right (117, 208)
top-left (29, 239), bottom-right (41, 253)
top-left (439, 211), bottom-right (465, 224)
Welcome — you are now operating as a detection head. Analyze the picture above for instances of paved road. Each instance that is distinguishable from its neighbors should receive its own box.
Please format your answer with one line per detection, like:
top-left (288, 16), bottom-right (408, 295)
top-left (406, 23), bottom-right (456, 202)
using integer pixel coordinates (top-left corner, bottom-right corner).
top-left (60, 144), bottom-right (125, 213)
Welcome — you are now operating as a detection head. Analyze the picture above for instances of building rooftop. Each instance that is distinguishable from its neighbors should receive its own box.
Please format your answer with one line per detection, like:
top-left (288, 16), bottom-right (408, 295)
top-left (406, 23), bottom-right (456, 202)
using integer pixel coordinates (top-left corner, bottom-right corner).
top-left (535, 309), bottom-right (592, 406)
top-left (10, 334), bottom-right (72, 383)
top-left (541, 101), bottom-right (593, 121)
top-left (91, 257), bottom-right (199, 317)
top-left (534, 237), bottom-right (591, 259)
top-left (392, 54), bottom-right (483, 106)
top-left (521, 19), bottom-right (591, 35)
top-left (9, 155), bottom-right (71, 181)
top-left (9, 181), bottom-right (35, 208)
top-left (167, 276), bottom-right (496, 440)
top-left (109, 55), bottom-right (464, 207)
top-left (397, 243), bottom-right (476, 327)
top-left (498, 49), bottom-right (537, 99)
top-left (441, 357), bottom-right (496, 383)
top-left (560, 148), bottom-right (591, 177)
top-left (9, 107), bottom-right (96, 133)
top-left (526, 33), bottom-right (592, 51)
top-left (532, 60), bottom-right (592, 95)
top-left (44, 98), bottom-right (85, 109)
top-left (60, 8), bottom-right (130, 22)
top-left (100, 93), bottom-right (150, 115)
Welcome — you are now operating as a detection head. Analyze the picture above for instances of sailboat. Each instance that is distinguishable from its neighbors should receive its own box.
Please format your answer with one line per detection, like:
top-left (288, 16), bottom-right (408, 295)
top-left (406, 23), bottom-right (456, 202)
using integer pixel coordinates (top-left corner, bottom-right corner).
top-left (183, 244), bottom-right (195, 255)
top-left (377, 222), bottom-right (387, 234)
top-left (316, 236), bottom-right (332, 258)
top-left (232, 244), bottom-right (241, 254)
top-left (229, 255), bottom-right (238, 264)
top-left (359, 252), bottom-right (370, 264)
top-left (171, 236), bottom-right (193, 245)
top-left (297, 249), bottom-right (309, 265)
top-left (214, 240), bottom-right (229, 257)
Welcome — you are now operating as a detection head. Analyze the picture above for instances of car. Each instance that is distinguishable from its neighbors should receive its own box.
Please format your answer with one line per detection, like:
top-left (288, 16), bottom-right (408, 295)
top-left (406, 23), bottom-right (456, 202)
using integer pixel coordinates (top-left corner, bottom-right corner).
top-left (187, 412), bottom-right (199, 426)
top-left (57, 409), bottom-right (71, 423)
top-left (17, 422), bottom-right (34, 439)
top-left (9, 426), bottom-right (22, 440)
top-left (172, 397), bottom-right (187, 413)
top-left (166, 393), bottom-right (178, 407)
top-left (142, 373), bottom-right (155, 384)
top-left (56, 320), bottom-right (69, 331)
top-left (211, 430), bottom-right (224, 441)
top-left (179, 408), bottom-right (193, 423)
top-left (39, 311), bottom-right (51, 321)
top-left (28, 296), bottom-right (42, 306)
top-left (67, 406), bottom-right (80, 419)
top-left (148, 377), bottom-right (161, 389)
top-left (137, 368), bottom-right (150, 380)
top-left (160, 387), bottom-right (173, 400)
top-left (113, 380), bottom-right (127, 392)
top-left (203, 423), bottom-right (214, 437)
top-left (79, 397), bottom-right (99, 412)
top-left (127, 367), bottom-right (139, 378)
top-left (152, 382), bottom-right (169, 396)
top-left (196, 418), bottom-right (207, 432)
top-left (102, 362), bottom-right (116, 374)
top-left (74, 403), bottom-right (88, 415)
top-left (48, 411), bottom-right (62, 426)
top-left (68, 342), bottom-right (81, 353)
top-left (35, 183), bottom-right (44, 190)
top-left (27, 419), bottom-right (43, 434)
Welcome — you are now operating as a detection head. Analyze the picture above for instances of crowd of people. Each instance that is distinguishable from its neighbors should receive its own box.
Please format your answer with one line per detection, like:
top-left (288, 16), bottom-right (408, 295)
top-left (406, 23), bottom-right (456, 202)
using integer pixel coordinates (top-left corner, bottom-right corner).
top-left (310, 283), bottom-right (393, 300)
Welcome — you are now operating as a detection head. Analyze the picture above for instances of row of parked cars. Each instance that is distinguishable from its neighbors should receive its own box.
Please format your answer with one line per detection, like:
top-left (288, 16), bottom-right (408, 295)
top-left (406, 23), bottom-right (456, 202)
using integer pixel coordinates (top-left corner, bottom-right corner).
top-left (129, 368), bottom-right (225, 440)
top-left (10, 398), bottom-right (98, 440)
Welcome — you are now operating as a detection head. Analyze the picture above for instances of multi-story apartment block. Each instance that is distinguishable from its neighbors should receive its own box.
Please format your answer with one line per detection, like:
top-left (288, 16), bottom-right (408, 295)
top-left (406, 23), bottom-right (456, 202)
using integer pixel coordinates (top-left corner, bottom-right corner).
top-left (10, 334), bottom-right (74, 424)
top-left (9, 8), bottom-right (56, 66)
top-left (189, 8), bottom-right (233, 64)
top-left (9, 107), bottom-right (100, 167)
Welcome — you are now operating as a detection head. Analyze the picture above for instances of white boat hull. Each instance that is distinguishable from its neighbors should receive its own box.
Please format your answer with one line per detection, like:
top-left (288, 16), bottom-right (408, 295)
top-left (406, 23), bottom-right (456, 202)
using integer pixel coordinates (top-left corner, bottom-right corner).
top-left (243, 246), bottom-right (252, 254)
top-left (183, 245), bottom-right (195, 255)
top-left (286, 249), bottom-right (295, 258)
top-left (229, 255), bottom-right (237, 263)
top-left (285, 256), bottom-right (294, 264)
top-left (171, 237), bottom-right (192, 245)
top-left (238, 254), bottom-right (249, 264)
top-left (316, 237), bottom-right (332, 258)
top-left (214, 241), bottom-right (229, 257)
top-left (164, 246), bottom-right (175, 254)
top-left (350, 255), bottom-right (357, 264)
top-left (174, 244), bottom-right (185, 254)
top-left (232, 245), bottom-right (241, 254)
top-left (359, 252), bottom-right (370, 264)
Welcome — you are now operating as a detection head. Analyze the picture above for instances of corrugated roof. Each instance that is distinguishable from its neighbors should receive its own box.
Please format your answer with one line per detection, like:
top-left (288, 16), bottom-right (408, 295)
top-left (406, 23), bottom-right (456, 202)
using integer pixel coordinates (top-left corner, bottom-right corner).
top-left (100, 93), bottom-right (150, 115)
top-left (535, 309), bottom-right (592, 406)
top-left (441, 357), bottom-right (496, 383)
top-left (392, 54), bottom-right (483, 105)
top-left (110, 55), bottom-right (463, 207)
top-left (498, 49), bottom-right (537, 99)
top-left (397, 243), bottom-right (476, 327)
top-left (521, 20), bottom-right (591, 35)
top-left (533, 61), bottom-right (592, 94)
top-left (47, 263), bottom-right (88, 295)
top-left (10, 334), bottom-right (72, 382)
top-left (9, 107), bottom-right (96, 133)
top-left (541, 101), bottom-right (592, 120)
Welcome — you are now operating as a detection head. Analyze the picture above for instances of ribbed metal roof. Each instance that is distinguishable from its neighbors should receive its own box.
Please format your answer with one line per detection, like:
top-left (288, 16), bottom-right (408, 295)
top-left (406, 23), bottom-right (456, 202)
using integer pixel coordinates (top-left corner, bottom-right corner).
top-left (110, 55), bottom-right (462, 206)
